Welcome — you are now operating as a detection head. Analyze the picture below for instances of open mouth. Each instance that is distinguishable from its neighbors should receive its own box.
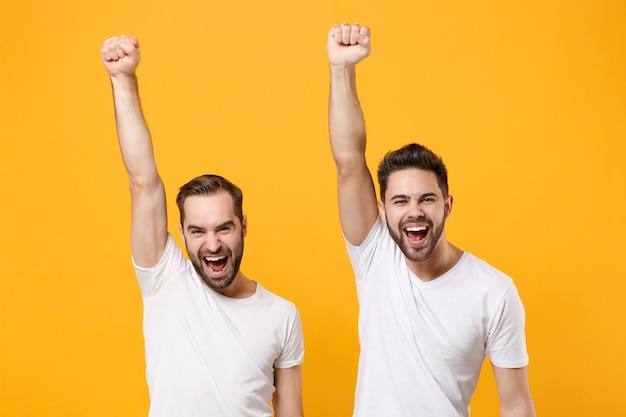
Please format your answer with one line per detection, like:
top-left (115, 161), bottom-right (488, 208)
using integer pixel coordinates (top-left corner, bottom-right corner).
top-left (404, 226), bottom-right (428, 243)
top-left (203, 254), bottom-right (228, 274)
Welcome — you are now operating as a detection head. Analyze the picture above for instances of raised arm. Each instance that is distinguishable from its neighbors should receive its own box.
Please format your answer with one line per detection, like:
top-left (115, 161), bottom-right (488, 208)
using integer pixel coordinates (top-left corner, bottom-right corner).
top-left (327, 24), bottom-right (379, 246)
top-left (101, 36), bottom-right (167, 267)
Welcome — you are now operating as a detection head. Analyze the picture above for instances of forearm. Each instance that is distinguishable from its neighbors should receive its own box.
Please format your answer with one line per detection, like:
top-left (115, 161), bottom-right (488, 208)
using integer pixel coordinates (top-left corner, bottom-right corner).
top-left (274, 405), bottom-right (304, 417)
top-left (501, 400), bottom-right (536, 417)
top-left (328, 64), bottom-right (367, 172)
top-left (110, 74), bottom-right (160, 188)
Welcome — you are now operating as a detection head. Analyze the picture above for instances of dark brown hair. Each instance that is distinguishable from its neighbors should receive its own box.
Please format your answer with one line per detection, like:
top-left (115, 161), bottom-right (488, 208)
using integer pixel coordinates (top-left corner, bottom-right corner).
top-left (377, 143), bottom-right (449, 201)
top-left (176, 174), bottom-right (243, 225)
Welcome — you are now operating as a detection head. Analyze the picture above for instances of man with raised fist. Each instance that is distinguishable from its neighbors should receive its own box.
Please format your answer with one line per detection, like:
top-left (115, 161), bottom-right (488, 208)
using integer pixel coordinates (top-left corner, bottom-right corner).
top-left (326, 23), bottom-right (535, 417)
top-left (101, 36), bottom-right (304, 417)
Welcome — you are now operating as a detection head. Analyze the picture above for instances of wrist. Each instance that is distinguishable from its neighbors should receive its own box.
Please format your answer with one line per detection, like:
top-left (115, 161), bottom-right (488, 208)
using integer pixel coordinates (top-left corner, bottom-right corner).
top-left (109, 73), bottom-right (138, 89)
top-left (329, 63), bottom-right (357, 76)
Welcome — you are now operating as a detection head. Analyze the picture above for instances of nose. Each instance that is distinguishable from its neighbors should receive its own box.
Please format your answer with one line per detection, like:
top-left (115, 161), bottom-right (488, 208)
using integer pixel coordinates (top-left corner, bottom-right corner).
top-left (408, 200), bottom-right (424, 217)
top-left (205, 232), bottom-right (222, 253)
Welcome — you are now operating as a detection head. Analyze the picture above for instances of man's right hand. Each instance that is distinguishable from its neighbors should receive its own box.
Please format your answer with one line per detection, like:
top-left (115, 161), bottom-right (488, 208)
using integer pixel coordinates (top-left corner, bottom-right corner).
top-left (327, 23), bottom-right (371, 67)
top-left (101, 36), bottom-right (141, 77)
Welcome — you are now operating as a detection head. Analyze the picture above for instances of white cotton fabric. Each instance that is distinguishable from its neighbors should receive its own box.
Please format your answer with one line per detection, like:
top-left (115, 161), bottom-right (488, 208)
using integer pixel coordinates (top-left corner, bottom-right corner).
top-left (347, 216), bottom-right (528, 417)
top-left (133, 234), bottom-right (304, 417)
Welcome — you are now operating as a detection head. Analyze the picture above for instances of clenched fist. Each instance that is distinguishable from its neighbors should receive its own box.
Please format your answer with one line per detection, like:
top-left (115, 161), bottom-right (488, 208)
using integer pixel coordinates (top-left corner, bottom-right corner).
top-left (327, 23), bottom-right (371, 67)
top-left (101, 35), bottom-right (141, 77)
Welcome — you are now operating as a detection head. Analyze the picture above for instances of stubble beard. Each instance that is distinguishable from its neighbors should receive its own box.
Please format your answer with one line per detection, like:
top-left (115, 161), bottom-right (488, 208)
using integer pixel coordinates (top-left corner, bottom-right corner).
top-left (387, 215), bottom-right (446, 263)
top-left (188, 238), bottom-right (244, 291)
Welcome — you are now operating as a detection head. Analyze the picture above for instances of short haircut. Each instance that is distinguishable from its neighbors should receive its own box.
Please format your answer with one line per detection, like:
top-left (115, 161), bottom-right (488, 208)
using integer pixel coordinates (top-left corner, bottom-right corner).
top-left (176, 174), bottom-right (243, 225)
top-left (377, 143), bottom-right (449, 201)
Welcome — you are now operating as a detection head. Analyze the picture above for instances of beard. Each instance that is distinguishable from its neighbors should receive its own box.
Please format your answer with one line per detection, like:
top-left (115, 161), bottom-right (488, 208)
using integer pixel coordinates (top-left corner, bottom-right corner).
top-left (188, 236), bottom-right (244, 291)
top-left (387, 214), bottom-right (446, 263)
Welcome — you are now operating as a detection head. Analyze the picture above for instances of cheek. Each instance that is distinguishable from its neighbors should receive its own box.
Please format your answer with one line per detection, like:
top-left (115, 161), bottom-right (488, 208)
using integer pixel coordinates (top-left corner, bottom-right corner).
top-left (221, 235), bottom-right (238, 249)
top-left (185, 239), bottom-right (200, 253)
top-left (384, 210), bottom-right (403, 226)
top-left (435, 207), bottom-right (447, 222)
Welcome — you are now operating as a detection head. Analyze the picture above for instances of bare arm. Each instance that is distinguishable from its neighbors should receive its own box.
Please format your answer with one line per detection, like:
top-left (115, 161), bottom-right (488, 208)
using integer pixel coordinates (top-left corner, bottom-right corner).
top-left (101, 36), bottom-right (167, 267)
top-left (493, 365), bottom-right (537, 417)
top-left (272, 365), bottom-right (303, 417)
top-left (327, 24), bottom-right (379, 246)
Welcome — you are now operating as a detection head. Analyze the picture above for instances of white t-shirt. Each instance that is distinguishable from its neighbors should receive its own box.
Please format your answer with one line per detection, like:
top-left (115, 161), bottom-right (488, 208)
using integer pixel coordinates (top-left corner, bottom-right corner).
top-left (347, 217), bottom-right (528, 417)
top-left (133, 235), bottom-right (304, 417)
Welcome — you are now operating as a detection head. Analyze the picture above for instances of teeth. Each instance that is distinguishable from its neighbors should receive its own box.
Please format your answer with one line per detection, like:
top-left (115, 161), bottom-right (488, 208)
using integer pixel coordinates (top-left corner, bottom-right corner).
top-left (204, 255), bottom-right (226, 262)
top-left (405, 226), bottom-right (427, 232)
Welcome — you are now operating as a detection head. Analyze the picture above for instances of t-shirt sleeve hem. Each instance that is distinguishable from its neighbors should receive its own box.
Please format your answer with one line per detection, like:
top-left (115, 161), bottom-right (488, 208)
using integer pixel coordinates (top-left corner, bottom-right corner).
top-left (274, 358), bottom-right (304, 369)
top-left (490, 357), bottom-right (530, 369)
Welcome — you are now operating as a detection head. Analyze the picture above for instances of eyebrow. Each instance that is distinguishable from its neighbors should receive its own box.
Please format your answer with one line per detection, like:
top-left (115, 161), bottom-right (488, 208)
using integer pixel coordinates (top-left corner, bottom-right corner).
top-left (186, 220), bottom-right (236, 231)
top-left (389, 192), bottom-right (438, 201)
top-left (186, 224), bottom-right (205, 232)
top-left (390, 194), bottom-right (410, 201)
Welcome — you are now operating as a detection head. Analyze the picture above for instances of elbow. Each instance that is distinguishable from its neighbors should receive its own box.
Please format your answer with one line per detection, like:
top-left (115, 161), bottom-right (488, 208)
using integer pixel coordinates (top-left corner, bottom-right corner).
top-left (333, 155), bottom-right (369, 177)
top-left (128, 174), bottom-right (163, 195)
top-left (500, 397), bottom-right (536, 417)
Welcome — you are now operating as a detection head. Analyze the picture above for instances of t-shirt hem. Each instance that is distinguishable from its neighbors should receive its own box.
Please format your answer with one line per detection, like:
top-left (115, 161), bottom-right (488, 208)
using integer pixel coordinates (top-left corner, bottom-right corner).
top-left (274, 359), bottom-right (304, 369)
top-left (490, 358), bottom-right (530, 368)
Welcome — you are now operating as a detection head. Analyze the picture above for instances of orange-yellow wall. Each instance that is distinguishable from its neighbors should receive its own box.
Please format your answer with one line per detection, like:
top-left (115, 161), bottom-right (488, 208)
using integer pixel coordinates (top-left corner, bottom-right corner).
top-left (1, 0), bottom-right (625, 415)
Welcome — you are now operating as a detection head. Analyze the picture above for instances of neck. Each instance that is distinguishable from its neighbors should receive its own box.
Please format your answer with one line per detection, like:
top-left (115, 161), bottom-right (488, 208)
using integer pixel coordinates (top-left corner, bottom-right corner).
top-left (406, 239), bottom-right (463, 282)
top-left (213, 272), bottom-right (257, 299)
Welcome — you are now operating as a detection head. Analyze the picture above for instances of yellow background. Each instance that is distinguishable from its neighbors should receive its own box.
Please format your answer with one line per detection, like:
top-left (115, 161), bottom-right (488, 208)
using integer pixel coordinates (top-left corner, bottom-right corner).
top-left (1, 0), bottom-right (625, 415)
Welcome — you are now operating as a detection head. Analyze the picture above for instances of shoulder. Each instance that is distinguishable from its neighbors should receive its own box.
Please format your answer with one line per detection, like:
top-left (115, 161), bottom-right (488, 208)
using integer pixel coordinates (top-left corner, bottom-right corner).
top-left (133, 234), bottom-right (192, 296)
top-left (346, 215), bottom-right (398, 264)
top-left (444, 252), bottom-right (519, 306)
top-left (459, 252), bottom-right (514, 287)
top-left (346, 215), bottom-right (387, 248)
top-left (256, 284), bottom-right (299, 313)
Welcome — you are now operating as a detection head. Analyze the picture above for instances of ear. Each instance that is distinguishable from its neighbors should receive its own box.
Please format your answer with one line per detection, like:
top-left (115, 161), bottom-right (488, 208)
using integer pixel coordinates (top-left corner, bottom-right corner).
top-left (179, 223), bottom-right (185, 242)
top-left (241, 215), bottom-right (248, 237)
top-left (378, 200), bottom-right (386, 223)
top-left (444, 194), bottom-right (454, 218)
